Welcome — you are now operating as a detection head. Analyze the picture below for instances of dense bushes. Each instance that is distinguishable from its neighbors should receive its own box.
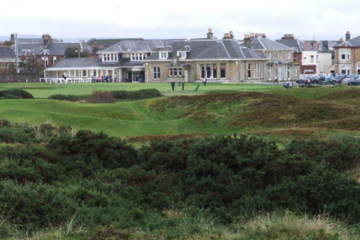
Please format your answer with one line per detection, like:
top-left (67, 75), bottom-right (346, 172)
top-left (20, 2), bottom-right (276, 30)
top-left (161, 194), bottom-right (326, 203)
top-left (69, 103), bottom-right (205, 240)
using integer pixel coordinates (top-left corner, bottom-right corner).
top-left (0, 120), bottom-right (72, 144)
top-left (86, 91), bottom-right (117, 103)
top-left (49, 94), bottom-right (84, 102)
top-left (0, 89), bottom-right (33, 99)
top-left (111, 89), bottom-right (162, 100)
top-left (1, 124), bottom-right (360, 233)
top-left (48, 89), bottom-right (162, 103)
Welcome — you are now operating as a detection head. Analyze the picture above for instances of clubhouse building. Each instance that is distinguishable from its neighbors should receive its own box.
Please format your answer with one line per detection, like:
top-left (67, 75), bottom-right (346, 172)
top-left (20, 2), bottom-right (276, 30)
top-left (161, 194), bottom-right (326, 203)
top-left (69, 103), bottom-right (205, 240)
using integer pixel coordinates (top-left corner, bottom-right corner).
top-left (44, 30), bottom-right (298, 83)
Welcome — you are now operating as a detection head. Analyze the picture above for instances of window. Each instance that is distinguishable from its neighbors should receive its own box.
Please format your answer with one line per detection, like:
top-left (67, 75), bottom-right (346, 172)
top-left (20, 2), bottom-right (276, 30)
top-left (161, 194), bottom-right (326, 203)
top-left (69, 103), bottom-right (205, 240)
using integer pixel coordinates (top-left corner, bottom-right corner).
top-left (169, 67), bottom-right (183, 77)
top-left (206, 65), bottom-right (211, 78)
top-left (177, 51), bottom-right (187, 59)
top-left (213, 64), bottom-right (217, 78)
top-left (159, 51), bottom-right (168, 60)
top-left (201, 65), bottom-right (206, 78)
top-left (153, 67), bottom-right (160, 79)
top-left (310, 55), bottom-right (314, 63)
top-left (131, 53), bottom-right (146, 61)
top-left (341, 52), bottom-right (351, 60)
top-left (200, 64), bottom-right (218, 79)
top-left (83, 70), bottom-right (87, 76)
top-left (247, 63), bottom-right (260, 79)
top-left (220, 63), bottom-right (226, 78)
top-left (53, 56), bottom-right (57, 64)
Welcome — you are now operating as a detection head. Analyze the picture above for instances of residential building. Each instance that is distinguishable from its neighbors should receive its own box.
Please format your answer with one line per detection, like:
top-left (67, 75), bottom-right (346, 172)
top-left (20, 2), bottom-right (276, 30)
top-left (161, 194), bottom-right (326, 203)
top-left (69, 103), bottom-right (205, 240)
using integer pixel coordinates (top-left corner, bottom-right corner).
top-left (301, 40), bottom-right (319, 74)
top-left (276, 34), bottom-right (303, 78)
top-left (243, 33), bottom-right (297, 81)
top-left (334, 31), bottom-right (360, 75)
top-left (44, 30), bottom-right (268, 83)
top-left (0, 46), bottom-right (16, 73)
top-left (12, 34), bottom-right (91, 73)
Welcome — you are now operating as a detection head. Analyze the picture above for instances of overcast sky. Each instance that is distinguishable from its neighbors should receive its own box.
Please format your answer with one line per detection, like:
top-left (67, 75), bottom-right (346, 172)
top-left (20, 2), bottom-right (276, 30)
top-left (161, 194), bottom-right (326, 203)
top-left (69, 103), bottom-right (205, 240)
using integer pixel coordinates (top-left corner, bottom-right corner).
top-left (0, 0), bottom-right (359, 41)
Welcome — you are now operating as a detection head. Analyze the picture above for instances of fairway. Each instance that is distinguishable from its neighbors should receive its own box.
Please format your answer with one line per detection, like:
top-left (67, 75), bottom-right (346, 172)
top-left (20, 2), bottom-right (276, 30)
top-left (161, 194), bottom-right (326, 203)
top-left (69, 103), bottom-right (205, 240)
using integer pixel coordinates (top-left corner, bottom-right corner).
top-left (0, 82), bottom-right (284, 98)
top-left (1, 83), bottom-right (360, 140)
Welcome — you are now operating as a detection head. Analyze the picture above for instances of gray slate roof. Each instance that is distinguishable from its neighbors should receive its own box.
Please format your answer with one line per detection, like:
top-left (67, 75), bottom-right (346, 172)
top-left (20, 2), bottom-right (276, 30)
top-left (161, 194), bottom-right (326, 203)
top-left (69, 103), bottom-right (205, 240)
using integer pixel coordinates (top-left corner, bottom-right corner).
top-left (47, 57), bottom-right (144, 69)
top-left (276, 39), bottom-right (303, 53)
top-left (318, 41), bottom-right (339, 52)
top-left (100, 39), bottom-right (180, 53)
top-left (48, 39), bottom-right (267, 69)
top-left (335, 36), bottom-right (360, 47)
top-left (248, 37), bottom-right (292, 51)
top-left (0, 47), bottom-right (16, 58)
top-left (148, 39), bottom-right (266, 60)
top-left (47, 58), bottom-right (101, 68)
top-left (15, 42), bottom-right (88, 56)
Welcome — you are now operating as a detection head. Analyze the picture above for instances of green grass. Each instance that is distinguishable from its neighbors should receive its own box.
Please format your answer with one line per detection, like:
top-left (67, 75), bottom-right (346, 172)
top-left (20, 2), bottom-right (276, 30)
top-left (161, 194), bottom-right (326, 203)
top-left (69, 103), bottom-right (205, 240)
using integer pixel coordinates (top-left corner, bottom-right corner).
top-left (0, 82), bottom-right (284, 98)
top-left (1, 83), bottom-right (360, 140)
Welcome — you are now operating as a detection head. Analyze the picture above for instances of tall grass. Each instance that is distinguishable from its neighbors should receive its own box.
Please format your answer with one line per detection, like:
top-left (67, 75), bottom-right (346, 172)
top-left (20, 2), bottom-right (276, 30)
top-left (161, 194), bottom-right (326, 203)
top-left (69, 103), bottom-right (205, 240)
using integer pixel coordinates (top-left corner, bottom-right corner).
top-left (5, 212), bottom-right (359, 240)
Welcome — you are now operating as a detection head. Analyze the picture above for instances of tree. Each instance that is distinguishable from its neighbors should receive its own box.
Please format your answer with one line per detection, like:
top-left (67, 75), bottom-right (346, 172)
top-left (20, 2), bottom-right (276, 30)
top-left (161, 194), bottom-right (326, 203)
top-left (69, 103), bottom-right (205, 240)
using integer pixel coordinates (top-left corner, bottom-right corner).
top-left (65, 47), bottom-right (89, 58)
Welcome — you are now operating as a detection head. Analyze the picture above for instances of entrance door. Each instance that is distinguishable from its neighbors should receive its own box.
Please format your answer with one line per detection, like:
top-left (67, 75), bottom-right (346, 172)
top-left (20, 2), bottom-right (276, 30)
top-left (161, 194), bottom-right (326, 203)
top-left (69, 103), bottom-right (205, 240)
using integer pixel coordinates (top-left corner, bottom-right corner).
top-left (131, 71), bottom-right (145, 82)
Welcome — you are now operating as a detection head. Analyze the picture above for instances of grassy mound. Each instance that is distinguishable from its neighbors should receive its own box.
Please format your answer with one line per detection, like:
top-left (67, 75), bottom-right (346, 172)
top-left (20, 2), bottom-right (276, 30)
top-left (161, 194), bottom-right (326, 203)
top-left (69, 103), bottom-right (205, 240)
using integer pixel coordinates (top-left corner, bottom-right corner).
top-left (0, 89), bottom-right (33, 99)
top-left (321, 88), bottom-right (360, 100)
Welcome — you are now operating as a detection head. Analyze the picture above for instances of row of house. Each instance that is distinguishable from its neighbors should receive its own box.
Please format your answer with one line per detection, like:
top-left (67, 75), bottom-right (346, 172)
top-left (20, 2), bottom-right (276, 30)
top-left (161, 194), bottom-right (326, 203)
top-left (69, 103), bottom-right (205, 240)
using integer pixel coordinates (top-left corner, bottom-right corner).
top-left (1, 30), bottom-right (360, 82)
top-left (43, 30), bottom-right (297, 83)
top-left (0, 34), bottom-right (90, 75)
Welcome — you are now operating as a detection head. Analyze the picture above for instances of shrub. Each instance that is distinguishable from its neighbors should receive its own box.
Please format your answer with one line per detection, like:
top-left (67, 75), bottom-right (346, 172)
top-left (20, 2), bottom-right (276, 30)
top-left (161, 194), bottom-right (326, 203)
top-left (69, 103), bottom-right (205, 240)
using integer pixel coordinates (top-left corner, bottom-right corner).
top-left (49, 94), bottom-right (84, 102)
top-left (0, 89), bottom-right (33, 99)
top-left (111, 89), bottom-right (162, 100)
top-left (0, 127), bottom-right (36, 144)
top-left (86, 91), bottom-right (117, 103)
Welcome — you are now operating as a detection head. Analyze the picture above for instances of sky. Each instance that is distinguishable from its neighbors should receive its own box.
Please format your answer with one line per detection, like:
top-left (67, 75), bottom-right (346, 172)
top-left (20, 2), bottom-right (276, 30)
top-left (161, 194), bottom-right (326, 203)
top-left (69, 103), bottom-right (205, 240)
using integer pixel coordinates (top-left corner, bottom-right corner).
top-left (0, 0), bottom-right (359, 41)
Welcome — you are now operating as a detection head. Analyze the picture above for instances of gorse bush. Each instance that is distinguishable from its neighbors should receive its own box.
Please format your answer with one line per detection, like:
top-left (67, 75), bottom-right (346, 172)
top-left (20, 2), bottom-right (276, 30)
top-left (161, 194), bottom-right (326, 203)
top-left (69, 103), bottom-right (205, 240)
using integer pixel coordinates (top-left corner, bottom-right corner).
top-left (111, 89), bottom-right (162, 100)
top-left (49, 89), bottom-right (162, 103)
top-left (1, 123), bottom-right (360, 233)
top-left (48, 94), bottom-right (84, 102)
top-left (0, 120), bottom-right (72, 144)
top-left (86, 91), bottom-right (117, 103)
top-left (0, 89), bottom-right (33, 99)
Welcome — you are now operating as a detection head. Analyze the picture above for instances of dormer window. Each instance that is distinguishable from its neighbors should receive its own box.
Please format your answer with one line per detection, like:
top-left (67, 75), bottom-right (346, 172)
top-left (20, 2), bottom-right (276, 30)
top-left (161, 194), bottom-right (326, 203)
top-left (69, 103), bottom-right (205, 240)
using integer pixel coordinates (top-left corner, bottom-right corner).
top-left (159, 51), bottom-right (168, 60)
top-left (177, 51), bottom-right (187, 59)
top-left (102, 53), bottom-right (119, 62)
top-left (130, 52), bottom-right (146, 61)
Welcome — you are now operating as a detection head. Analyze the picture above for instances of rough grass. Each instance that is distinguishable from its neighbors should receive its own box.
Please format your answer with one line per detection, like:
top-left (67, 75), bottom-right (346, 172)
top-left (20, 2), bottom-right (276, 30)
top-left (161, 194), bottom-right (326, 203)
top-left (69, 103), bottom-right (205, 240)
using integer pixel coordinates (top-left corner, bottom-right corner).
top-left (230, 212), bottom-right (357, 240)
top-left (5, 212), bottom-right (359, 240)
top-left (1, 83), bottom-right (360, 141)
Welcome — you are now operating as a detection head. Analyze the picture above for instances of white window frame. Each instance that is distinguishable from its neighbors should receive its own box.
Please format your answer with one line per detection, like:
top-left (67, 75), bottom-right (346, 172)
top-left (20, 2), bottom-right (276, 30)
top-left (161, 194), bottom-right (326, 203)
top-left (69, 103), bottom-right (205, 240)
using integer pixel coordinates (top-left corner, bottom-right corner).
top-left (130, 52), bottom-right (146, 61)
top-left (177, 51), bottom-right (187, 59)
top-left (169, 67), bottom-right (183, 77)
top-left (159, 51), bottom-right (168, 60)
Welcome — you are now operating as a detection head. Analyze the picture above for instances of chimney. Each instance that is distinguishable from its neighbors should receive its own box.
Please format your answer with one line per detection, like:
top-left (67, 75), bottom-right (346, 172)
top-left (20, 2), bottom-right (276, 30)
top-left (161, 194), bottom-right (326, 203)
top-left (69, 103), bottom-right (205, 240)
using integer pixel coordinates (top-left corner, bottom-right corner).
top-left (346, 31), bottom-right (351, 41)
top-left (207, 28), bottom-right (214, 40)
top-left (223, 31), bottom-right (234, 40)
top-left (42, 34), bottom-right (53, 45)
top-left (244, 34), bottom-right (253, 48)
top-left (281, 34), bottom-right (295, 40)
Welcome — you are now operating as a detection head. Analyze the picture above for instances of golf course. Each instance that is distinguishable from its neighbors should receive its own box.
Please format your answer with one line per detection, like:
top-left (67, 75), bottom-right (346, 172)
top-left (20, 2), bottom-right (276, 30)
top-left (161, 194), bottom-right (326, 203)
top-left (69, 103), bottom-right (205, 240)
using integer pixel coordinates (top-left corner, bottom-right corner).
top-left (2, 82), bottom-right (360, 240)
top-left (0, 82), bottom-right (359, 141)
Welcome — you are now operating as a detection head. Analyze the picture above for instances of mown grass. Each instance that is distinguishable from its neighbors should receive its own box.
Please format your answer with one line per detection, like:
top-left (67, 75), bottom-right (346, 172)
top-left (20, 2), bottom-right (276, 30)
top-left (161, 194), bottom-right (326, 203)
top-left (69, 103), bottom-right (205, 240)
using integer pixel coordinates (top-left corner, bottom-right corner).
top-left (1, 83), bottom-right (360, 141)
top-left (0, 82), bottom-right (350, 99)
top-left (1, 88), bottom-right (360, 140)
